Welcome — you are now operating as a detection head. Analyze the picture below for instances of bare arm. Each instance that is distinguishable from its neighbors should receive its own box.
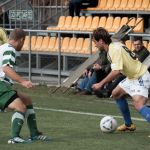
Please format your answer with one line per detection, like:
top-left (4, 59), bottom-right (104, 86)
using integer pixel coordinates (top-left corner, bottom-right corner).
top-left (3, 65), bottom-right (33, 88)
top-left (92, 70), bottom-right (120, 91)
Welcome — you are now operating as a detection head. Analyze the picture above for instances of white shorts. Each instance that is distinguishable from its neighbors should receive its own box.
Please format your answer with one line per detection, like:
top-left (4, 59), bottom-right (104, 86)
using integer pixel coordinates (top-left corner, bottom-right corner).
top-left (119, 71), bottom-right (150, 98)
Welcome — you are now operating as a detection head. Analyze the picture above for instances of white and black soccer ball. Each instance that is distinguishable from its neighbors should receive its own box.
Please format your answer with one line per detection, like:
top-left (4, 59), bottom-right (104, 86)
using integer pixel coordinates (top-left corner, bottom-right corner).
top-left (100, 116), bottom-right (117, 133)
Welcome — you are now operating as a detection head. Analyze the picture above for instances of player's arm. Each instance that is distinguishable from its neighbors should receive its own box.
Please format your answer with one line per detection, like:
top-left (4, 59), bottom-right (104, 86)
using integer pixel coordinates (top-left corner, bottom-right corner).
top-left (92, 70), bottom-right (120, 90)
top-left (3, 65), bottom-right (33, 88)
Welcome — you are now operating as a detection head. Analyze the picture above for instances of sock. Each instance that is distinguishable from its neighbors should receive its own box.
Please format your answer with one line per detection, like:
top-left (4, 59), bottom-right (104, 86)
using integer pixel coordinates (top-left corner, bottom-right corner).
top-left (139, 105), bottom-right (150, 122)
top-left (116, 98), bottom-right (132, 126)
top-left (11, 111), bottom-right (25, 138)
top-left (26, 105), bottom-right (39, 137)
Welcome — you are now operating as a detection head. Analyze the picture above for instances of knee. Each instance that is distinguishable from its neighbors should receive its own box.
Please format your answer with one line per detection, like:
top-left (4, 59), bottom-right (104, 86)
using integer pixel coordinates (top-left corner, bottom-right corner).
top-left (111, 89), bottom-right (120, 99)
top-left (15, 104), bottom-right (27, 113)
top-left (133, 101), bottom-right (144, 111)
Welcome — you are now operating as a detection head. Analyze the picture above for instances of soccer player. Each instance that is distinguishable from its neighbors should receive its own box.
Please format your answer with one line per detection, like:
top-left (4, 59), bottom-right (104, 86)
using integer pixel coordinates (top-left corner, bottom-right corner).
top-left (0, 28), bottom-right (49, 143)
top-left (0, 27), bottom-right (8, 45)
top-left (92, 27), bottom-right (150, 133)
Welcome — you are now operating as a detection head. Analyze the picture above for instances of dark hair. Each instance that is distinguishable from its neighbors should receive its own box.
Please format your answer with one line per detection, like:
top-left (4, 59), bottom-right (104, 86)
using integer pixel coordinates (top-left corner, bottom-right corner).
top-left (133, 36), bottom-right (142, 42)
top-left (92, 27), bottom-right (112, 44)
top-left (9, 28), bottom-right (26, 41)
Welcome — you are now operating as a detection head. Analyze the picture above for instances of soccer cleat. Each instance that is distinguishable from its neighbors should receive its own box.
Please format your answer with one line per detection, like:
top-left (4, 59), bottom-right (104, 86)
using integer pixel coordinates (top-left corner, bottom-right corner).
top-left (8, 137), bottom-right (32, 144)
top-left (117, 123), bottom-right (136, 131)
top-left (30, 135), bottom-right (50, 141)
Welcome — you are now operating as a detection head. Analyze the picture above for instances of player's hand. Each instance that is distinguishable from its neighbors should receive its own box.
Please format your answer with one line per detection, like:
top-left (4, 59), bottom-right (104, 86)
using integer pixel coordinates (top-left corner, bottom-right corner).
top-left (20, 80), bottom-right (33, 89)
top-left (93, 63), bottom-right (101, 70)
top-left (92, 82), bottom-right (103, 91)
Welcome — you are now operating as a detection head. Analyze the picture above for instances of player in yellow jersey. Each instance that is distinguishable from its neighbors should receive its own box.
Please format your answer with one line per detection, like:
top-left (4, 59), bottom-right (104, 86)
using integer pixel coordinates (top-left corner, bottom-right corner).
top-left (92, 27), bottom-right (150, 133)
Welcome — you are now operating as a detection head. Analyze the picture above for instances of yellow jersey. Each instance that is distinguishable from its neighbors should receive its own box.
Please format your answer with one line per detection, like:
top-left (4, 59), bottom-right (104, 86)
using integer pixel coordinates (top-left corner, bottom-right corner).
top-left (0, 27), bottom-right (8, 45)
top-left (108, 42), bottom-right (147, 79)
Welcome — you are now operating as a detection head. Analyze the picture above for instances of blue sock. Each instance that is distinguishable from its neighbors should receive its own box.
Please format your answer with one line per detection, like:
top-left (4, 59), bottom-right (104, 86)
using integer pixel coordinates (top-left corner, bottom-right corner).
top-left (139, 106), bottom-right (150, 122)
top-left (116, 98), bottom-right (132, 126)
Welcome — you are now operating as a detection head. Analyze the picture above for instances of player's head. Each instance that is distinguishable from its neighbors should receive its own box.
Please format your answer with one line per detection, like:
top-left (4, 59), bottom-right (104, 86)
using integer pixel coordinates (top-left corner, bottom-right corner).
top-left (92, 27), bottom-right (111, 51)
top-left (9, 28), bottom-right (26, 51)
top-left (133, 36), bottom-right (143, 52)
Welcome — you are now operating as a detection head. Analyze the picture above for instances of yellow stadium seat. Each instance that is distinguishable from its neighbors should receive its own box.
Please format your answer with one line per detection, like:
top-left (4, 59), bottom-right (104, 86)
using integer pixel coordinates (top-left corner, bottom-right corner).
top-left (117, 0), bottom-right (128, 10)
top-left (147, 1), bottom-right (150, 10)
top-left (60, 16), bottom-right (72, 30)
top-left (82, 16), bottom-right (92, 31)
top-left (88, 16), bottom-right (100, 31)
top-left (105, 16), bottom-right (114, 32)
top-left (67, 37), bottom-right (77, 53)
top-left (133, 18), bottom-right (144, 33)
top-left (61, 37), bottom-right (70, 52)
top-left (98, 16), bottom-right (107, 28)
top-left (128, 17), bottom-right (136, 27)
top-left (69, 16), bottom-right (79, 30)
top-left (119, 17), bottom-right (129, 29)
top-left (81, 38), bottom-right (90, 54)
top-left (74, 38), bottom-right (84, 53)
top-left (109, 16), bottom-right (121, 32)
top-left (32, 36), bottom-right (43, 51)
top-left (132, 0), bottom-right (143, 10)
top-left (40, 36), bottom-right (50, 51)
top-left (22, 36), bottom-right (30, 50)
top-left (139, 0), bottom-right (149, 10)
top-left (109, 0), bottom-right (121, 10)
top-left (123, 0), bottom-right (135, 10)
top-left (47, 16), bottom-right (65, 30)
top-left (74, 16), bottom-right (85, 31)
top-left (87, 0), bottom-right (107, 10)
top-left (53, 37), bottom-right (63, 52)
top-left (143, 41), bottom-right (148, 49)
top-left (104, 0), bottom-right (114, 10)
top-left (125, 40), bottom-right (132, 50)
top-left (47, 37), bottom-right (56, 51)
top-left (147, 42), bottom-right (150, 52)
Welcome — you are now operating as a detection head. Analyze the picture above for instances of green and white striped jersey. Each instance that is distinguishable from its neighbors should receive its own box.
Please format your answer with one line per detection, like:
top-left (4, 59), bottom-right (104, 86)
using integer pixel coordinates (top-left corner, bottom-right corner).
top-left (0, 43), bottom-right (16, 84)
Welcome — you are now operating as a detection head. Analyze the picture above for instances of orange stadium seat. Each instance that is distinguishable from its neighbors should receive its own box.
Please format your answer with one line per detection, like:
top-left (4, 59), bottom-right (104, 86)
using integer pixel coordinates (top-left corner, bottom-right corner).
top-left (69, 16), bottom-right (79, 30)
top-left (105, 16), bottom-right (114, 32)
top-left (127, 17), bottom-right (136, 27)
top-left (40, 36), bottom-right (50, 51)
top-left (47, 37), bottom-right (56, 51)
top-left (147, 1), bottom-right (150, 10)
top-left (133, 18), bottom-right (144, 33)
top-left (139, 0), bottom-right (149, 10)
top-left (74, 16), bottom-right (85, 31)
top-left (81, 38), bottom-right (90, 54)
top-left (61, 16), bottom-right (72, 30)
top-left (74, 38), bottom-right (84, 53)
top-left (143, 41), bottom-right (148, 49)
top-left (132, 0), bottom-right (143, 10)
top-left (92, 41), bottom-right (98, 53)
top-left (89, 16), bottom-right (100, 31)
top-left (119, 17), bottom-right (129, 29)
top-left (61, 37), bottom-right (70, 52)
top-left (98, 16), bottom-right (107, 28)
top-left (147, 42), bottom-right (150, 52)
top-left (82, 16), bottom-right (92, 31)
top-left (87, 0), bottom-right (107, 10)
top-left (104, 0), bottom-right (114, 10)
top-left (109, 16), bottom-right (121, 32)
top-left (109, 0), bottom-right (121, 10)
top-left (117, 0), bottom-right (128, 10)
top-left (67, 37), bottom-right (77, 53)
top-left (125, 40), bottom-right (132, 50)
top-left (47, 16), bottom-right (65, 30)
top-left (32, 36), bottom-right (43, 51)
top-left (123, 0), bottom-right (135, 10)
top-left (22, 36), bottom-right (29, 50)
top-left (53, 37), bottom-right (63, 52)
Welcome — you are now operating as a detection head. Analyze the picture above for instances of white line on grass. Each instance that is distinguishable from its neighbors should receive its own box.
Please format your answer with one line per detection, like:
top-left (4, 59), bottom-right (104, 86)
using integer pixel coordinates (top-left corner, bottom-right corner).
top-left (35, 107), bottom-right (145, 122)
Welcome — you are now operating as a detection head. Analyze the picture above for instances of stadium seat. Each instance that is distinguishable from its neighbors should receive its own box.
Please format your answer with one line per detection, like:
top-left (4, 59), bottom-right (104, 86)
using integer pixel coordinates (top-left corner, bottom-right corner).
top-left (74, 16), bottom-right (85, 31)
top-left (47, 16), bottom-right (65, 30)
top-left (40, 36), bottom-right (50, 51)
top-left (74, 38), bottom-right (84, 53)
top-left (53, 37), bottom-right (63, 52)
top-left (109, 16), bottom-right (121, 32)
top-left (143, 41), bottom-right (148, 49)
top-left (67, 37), bottom-right (77, 53)
top-left (104, 0), bottom-right (114, 10)
top-left (123, 0), bottom-right (135, 10)
top-left (81, 16), bottom-right (92, 31)
top-left (47, 37), bottom-right (56, 51)
top-left (125, 40), bottom-right (132, 50)
top-left (132, 0), bottom-right (143, 10)
top-left (127, 17), bottom-right (136, 27)
top-left (92, 41), bottom-right (98, 53)
top-left (117, 0), bottom-right (128, 10)
top-left (87, 0), bottom-right (107, 10)
top-left (61, 37), bottom-right (70, 52)
top-left (88, 16), bottom-right (100, 31)
top-left (139, 0), bottom-right (149, 10)
top-left (105, 16), bottom-right (114, 32)
top-left (61, 16), bottom-right (72, 30)
top-left (109, 0), bottom-right (121, 10)
top-left (147, 1), bottom-right (150, 10)
top-left (147, 42), bottom-right (150, 52)
top-left (98, 16), bottom-right (107, 28)
top-left (133, 17), bottom-right (144, 33)
top-left (22, 36), bottom-right (29, 50)
top-left (81, 38), bottom-right (90, 54)
top-left (69, 16), bottom-right (79, 30)
top-left (119, 17), bottom-right (129, 29)
top-left (32, 36), bottom-right (43, 51)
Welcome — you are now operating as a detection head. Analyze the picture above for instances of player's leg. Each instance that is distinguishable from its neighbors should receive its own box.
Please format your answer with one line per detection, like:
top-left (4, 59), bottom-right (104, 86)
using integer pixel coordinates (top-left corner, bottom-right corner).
top-left (18, 92), bottom-right (49, 141)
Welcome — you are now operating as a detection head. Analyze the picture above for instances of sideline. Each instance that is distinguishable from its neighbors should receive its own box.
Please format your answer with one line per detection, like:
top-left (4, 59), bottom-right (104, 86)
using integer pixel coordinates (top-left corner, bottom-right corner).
top-left (35, 106), bottom-right (145, 122)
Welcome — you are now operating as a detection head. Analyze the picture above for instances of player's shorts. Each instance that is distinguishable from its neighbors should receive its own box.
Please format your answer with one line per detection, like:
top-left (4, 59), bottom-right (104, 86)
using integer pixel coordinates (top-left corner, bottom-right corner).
top-left (119, 71), bottom-right (150, 98)
top-left (0, 81), bottom-right (18, 110)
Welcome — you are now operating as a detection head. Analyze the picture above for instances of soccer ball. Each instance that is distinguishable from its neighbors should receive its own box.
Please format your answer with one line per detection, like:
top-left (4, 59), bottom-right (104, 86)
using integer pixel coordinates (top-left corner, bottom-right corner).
top-left (100, 116), bottom-right (117, 133)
